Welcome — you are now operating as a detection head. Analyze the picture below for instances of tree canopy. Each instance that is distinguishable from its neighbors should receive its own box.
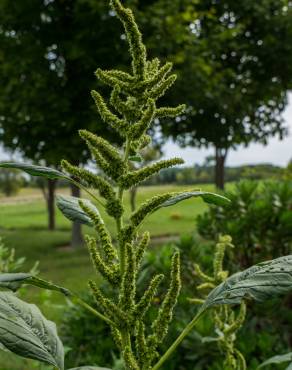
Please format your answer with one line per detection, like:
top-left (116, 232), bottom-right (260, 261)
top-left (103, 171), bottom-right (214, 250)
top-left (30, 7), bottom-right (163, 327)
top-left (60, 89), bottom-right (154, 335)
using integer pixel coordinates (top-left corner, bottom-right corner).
top-left (0, 0), bottom-right (128, 166)
top-left (0, 0), bottom-right (291, 190)
top-left (135, 0), bottom-right (292, 187)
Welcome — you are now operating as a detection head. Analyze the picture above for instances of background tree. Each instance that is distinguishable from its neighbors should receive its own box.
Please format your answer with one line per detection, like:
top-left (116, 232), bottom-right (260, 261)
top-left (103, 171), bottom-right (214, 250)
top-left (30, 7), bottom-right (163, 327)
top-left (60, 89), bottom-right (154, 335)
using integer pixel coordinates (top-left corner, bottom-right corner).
top-left (0, 0), bottom-right (129, 244)
top-left (136, 0), bottom-right (292, 189)
top-left (0, 168), bottom-right (24, 197)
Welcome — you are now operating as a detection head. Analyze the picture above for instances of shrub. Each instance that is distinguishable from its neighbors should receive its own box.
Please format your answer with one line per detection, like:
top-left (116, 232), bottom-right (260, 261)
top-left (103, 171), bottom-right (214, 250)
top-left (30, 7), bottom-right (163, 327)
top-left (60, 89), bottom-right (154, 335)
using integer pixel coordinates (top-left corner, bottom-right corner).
top-left (61, 291), bottom-right (119, 368)
top-left (197, 180), bottom-right (292, 268)
top-left (0, 167), bottom-right (23, 196)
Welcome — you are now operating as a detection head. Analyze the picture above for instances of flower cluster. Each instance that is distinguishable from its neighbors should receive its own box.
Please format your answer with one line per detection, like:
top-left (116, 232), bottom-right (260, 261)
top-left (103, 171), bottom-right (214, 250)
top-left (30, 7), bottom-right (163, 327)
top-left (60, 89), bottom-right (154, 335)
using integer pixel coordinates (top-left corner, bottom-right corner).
top-left (61, 0), bottom-right (186, 368)
top-left (190, 235), bottom-right (247, 370)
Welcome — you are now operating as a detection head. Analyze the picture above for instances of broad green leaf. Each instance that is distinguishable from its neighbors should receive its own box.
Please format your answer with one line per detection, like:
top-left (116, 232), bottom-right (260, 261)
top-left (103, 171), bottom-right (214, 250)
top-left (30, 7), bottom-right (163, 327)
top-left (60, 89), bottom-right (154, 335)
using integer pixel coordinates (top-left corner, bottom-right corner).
top-left (68, 367), bottom-right (112, 370)
top-left (0, 162), bottom-right (69, 180)
top-left (157, 191), bottom-right (230, 209)
top-left (56, 195), bottom-right (99, 226)
top-left (0, 292), bottom-right (64, 369)
top-left (200, 255), bottom-right (292, 313)
top-left (0, 273), bottom-right (71, 296)
top-left (258, 353), bottom-right (292, 368)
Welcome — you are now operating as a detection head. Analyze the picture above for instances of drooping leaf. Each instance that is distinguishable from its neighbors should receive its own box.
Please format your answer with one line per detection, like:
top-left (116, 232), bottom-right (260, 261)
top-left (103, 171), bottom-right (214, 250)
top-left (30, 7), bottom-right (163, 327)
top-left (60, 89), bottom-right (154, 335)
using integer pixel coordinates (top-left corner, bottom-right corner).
top-left (56, 195), bottom-right (99, 226)
top-left (156, 191), bottom-right (230, 209)
top-left (258, 352), bottom-right (292, 368)
top-left (0, 273), bottom-right (32, 291)
top-left (200, 192), bottom-right (231, 207)
top-left (200, 255), bottom-right (292, 313)
top-left (0, 162), bottom-right (70, 180)
top-left (0, 292), bottom-right (64, 369)
top-left (0, 273), bottom-right (71, 296)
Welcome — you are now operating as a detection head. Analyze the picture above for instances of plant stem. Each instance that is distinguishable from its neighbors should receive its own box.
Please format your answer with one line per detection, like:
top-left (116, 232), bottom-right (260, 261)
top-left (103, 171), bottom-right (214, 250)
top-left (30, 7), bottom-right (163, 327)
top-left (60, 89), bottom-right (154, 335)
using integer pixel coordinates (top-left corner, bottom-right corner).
top-left (117, 137), bottom-right (131, 275)
top-left (70, 178), bottom-right (105, 207)
top-left (152, 310), bottom-right (206, 370)
top-left (71, 296), bottom-right (115, 327)
top-left (117, 137), bottom-right (134, 360)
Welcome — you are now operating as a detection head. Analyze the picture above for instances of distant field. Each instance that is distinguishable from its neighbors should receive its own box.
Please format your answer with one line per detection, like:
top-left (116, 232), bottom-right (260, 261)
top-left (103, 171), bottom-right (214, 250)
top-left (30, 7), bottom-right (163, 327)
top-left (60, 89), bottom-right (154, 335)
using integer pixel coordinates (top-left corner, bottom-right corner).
top-left (0, 183), bottom-right (224, 302)
top-left (0, 184), bottom-right (217, 232)
top-left (0, 183), bottom-right (227, 369)
top-left (0, 184), bottom-right (229, 291)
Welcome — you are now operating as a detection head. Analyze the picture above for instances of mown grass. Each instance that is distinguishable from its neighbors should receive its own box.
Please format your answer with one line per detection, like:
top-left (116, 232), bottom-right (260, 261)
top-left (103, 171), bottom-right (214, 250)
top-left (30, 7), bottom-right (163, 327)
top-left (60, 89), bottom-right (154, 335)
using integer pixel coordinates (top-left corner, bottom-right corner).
top-left (0, 183), bottom-right (228, 369)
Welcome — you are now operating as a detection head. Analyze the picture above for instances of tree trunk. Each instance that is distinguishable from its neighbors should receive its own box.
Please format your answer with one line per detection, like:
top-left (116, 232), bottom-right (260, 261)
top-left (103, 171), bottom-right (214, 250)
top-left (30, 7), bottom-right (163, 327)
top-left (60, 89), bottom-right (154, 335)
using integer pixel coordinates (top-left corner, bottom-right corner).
top-left (47, 179), bottom-right (56, 231)
top-left (70, 182), bottom-right (84, 248)
top-left (130, 186), bottom-right (137, 212)
top-left (215, 147), bottom-right (228, 190)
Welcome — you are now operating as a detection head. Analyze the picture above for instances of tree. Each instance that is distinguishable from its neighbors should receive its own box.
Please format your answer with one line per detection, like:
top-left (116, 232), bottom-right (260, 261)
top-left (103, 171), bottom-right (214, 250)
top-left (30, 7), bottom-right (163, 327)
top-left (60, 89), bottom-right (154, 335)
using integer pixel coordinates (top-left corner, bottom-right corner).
top-left (0, 0), bottom-right (128, 244)
top-left (136, 0), bottom-right (292, 188)
top-left (0, 167), bottom-right (23, 197)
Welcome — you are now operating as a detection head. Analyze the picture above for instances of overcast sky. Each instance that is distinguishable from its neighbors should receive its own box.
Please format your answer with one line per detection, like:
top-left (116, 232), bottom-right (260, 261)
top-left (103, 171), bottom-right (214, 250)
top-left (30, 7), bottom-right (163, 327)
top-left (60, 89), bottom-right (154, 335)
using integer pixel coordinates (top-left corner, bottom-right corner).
top-left (1, 95), bottom-right (291, 167)
top-left (163, 94), bottom-right (292, 167)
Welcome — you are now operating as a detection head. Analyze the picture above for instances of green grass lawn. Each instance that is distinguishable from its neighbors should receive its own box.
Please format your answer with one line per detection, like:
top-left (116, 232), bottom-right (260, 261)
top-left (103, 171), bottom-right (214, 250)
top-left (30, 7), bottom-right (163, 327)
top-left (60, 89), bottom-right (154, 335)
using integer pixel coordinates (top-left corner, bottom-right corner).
top-left (0, 183), bottom-right (227, 299)
top-left (0, 183), bottom-right (226, 369)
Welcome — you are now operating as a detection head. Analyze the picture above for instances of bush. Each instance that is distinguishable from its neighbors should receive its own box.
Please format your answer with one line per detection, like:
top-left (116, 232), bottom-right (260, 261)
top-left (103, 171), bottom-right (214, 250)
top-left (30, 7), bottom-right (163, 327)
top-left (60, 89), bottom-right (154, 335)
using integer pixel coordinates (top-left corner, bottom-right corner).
top-left (61, 290), bottom-right (120, 369)
top-left (60, 234), bottom-right (291, 370)
top-left (197, 180), bottom-right (292, 268)
top-left (0, 168), bottom-right (24, 197)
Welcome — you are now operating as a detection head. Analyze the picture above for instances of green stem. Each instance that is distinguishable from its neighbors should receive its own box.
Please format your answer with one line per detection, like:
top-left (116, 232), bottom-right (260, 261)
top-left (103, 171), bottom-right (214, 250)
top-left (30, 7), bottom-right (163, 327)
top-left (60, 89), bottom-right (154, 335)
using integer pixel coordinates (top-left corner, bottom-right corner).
top-left (71, 295), bottom-right (115, 327)
top-left (70, 178), bottom-right (106, 208)
top-left (121, 329), bottom-right (131, 348)
top-left (117, 138), bottom-right (131, 275)
top-left (152, 310), bottom-right (206, 370)
top-left (117, 137), bottom-right (134, 362)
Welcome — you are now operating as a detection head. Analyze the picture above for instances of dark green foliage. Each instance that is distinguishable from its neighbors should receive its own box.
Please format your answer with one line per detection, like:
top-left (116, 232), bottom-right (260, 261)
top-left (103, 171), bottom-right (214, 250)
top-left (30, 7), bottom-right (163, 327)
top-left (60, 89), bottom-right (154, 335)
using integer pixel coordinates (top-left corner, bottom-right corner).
top-left (197, 180), bottom-right (292, 268)
top-left (61, 292), bottom-right (119, 369)
top-left (0, 0), bottom-right (126, 166)
top-left (141, 0), bottom-right (292, 187)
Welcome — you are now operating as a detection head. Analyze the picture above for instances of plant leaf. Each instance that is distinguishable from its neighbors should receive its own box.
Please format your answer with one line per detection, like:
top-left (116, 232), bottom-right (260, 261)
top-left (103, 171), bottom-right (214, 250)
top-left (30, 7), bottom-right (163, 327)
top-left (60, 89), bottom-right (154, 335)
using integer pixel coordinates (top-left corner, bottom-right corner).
top-left (0, 292), bottom-right (64, 369)
top-left (0, 273), bottom-right (71, 296)
top-left (200, 255), bottom-right (292, 313)
top-left (129, 154), bottom-right (143, 162)
top-left (0, 162), bottom-right (69, 180)
top-left (200, 192), bottom-right (231, 206)
top-left (258, 353), bottom-right (292, 368)
top-left (56, 195), bottom-right (99, 226)
top-left (156, 191), bottom-right (230, 209)
top-left (0, 273), bottom-right (32, 291)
